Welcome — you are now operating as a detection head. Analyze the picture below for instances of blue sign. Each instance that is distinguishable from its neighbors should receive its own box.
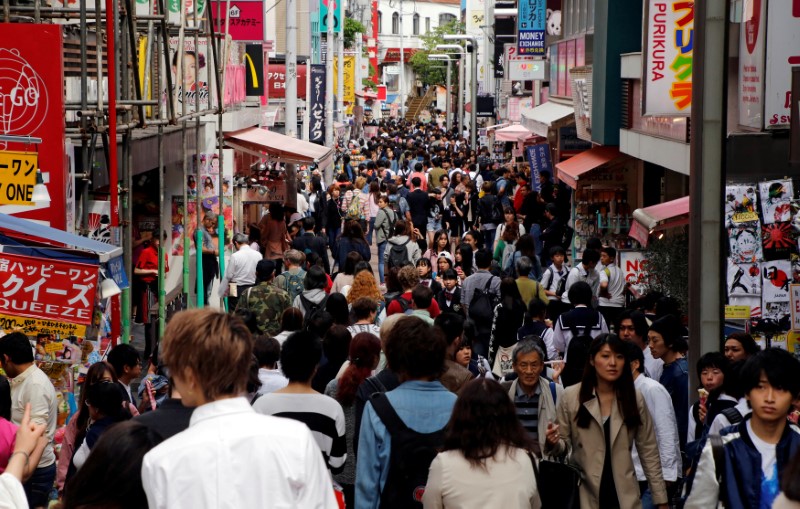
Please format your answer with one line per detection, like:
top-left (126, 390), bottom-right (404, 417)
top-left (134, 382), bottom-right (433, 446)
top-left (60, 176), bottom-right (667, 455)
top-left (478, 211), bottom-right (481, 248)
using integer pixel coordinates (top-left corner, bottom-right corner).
top-left (106, 255), bottom-right (130, 290)
top-left (517, 0), bottom-right (546, 56)
top-left (526, 143), bottom-right (553, 193)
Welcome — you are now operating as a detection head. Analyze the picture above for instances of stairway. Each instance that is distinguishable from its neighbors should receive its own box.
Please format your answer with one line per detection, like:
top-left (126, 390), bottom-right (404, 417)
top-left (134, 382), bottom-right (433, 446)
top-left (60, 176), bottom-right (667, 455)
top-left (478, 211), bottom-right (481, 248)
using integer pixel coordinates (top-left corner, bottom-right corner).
top-left (403, 86), bottom-right (438, 122)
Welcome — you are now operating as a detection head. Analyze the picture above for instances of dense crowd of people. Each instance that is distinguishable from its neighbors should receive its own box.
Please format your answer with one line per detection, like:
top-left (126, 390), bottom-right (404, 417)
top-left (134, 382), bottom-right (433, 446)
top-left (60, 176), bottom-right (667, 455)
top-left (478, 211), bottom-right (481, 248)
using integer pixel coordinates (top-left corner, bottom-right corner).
top-left (1, 119), bottom-right (800, 509)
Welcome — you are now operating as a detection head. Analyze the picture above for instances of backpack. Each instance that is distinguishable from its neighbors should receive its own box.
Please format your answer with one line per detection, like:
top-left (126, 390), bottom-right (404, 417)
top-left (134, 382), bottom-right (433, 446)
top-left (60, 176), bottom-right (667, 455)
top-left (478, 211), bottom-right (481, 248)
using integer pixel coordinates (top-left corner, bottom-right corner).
top-left (555, 269), bottom-right (569, 298)
top-left (561, 224), bottom-right (574, 250)
top-left (468, 277), bottom-right (499, 335)
top-left (370, 392), bottom-right (445, 508)
top-left (392, 295), bottom-right (413, 315)
top-left (720, 407), bottom-right (744, 426)
top-left (388, 198), bottom-right (403, 218)
top-left (299, 293), bottom-right (329, 329)
top-left (346, 193), bottom-right (364, 221)
top-left (387, 239), bottom-right (411, 270)
top-left (381, 208), bottom-right (398, 240)
top-left (280, 269), bottom-right (306, 302)
top-left (561, 315), bottom-right (599, 387)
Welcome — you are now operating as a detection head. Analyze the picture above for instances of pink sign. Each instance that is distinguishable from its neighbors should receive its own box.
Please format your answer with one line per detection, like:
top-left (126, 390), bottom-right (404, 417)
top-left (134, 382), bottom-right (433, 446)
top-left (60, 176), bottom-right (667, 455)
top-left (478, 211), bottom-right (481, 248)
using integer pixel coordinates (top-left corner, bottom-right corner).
top-left (210, 1), bottom-right (264, 41)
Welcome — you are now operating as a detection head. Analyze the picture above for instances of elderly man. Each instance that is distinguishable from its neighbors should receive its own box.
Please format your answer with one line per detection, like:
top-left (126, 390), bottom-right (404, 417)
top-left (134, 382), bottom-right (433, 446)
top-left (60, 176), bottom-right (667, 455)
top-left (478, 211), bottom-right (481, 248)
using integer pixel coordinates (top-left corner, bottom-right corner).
top-left (219, 233), bottom-right (263, 310)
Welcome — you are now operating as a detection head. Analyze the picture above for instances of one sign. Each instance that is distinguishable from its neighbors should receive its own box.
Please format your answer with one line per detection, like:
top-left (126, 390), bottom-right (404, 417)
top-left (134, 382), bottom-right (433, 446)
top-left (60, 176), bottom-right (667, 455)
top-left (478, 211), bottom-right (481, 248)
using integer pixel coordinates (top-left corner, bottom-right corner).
top-left (494, 42), bottom-right (505, 78)
top-left (0, 151), bottom-right (37, 205)
top-left (642, 0), bottom-right (694, 115)
top-left (765, 0), bottom-right (800, 129)
top-left (738, 0), bottom-right (766, 129)
top-left (0, 24), bottom-right (66, 228)
top-left (318, 0), bottom-right (342, 33)
top-left (106, 255), bottom-right (130, 291)
top-left (309, 64), bottom-right (326, 144)
top-left (163, 37), bottom-right (214, 114)
top-left (620, 251), bottom-right (649, 298)
top-left (525, 143), bottom-right (553, 193)
top-left (265, 64), bottom-right (308, 99)
top-left (210, 1), bottom-right (265, 41)
top-left (517, 0), bottom-right (546, 56)
top-left (509, 60), bottom-right (546, 81)
top-left (0, 252), bottom-right (99, 326)
top-left (725, 305), bottom-right (752, 320)
top-left (244, 44), bottom-right (265, 96)
top-left (791, 284), bottom-right (800, 330)
top-left (558, 126), bottom-right (592, 159)
top-left (0, 314), bottom-right (86, 337)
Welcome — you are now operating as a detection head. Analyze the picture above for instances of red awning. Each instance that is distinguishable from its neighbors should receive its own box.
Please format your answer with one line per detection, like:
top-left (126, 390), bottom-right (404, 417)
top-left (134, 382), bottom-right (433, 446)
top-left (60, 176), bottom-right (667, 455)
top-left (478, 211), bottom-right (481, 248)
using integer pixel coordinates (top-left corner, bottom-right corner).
top-left (555, 146), bottom-right (622, 189)
top-left (224, 128), bottom-right (334, 166)
top-left (382, 48), bottom-right (419, 63)
top-left (629, 196), bottom-right (690, 247)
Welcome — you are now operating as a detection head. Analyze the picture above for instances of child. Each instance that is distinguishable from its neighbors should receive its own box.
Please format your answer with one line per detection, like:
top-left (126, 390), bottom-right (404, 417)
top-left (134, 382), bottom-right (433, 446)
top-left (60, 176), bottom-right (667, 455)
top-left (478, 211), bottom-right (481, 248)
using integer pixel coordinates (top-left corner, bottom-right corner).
top-left (435, 269), bottom-right (463, 316)
top-left (685, 348), bottom-right (800, 509)
top-left (687, 352), bottom-right (737, 444)
top-left (541, 246), bottom-right (571, 322)
top-left (416, 258), bottom-right (443, 296)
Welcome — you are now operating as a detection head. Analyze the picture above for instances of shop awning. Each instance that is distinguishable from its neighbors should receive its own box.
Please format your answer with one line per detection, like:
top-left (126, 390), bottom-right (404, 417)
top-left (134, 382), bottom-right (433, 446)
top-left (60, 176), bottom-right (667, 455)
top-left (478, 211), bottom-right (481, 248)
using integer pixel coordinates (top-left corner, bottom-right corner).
top-left (629, 196), bottom-right (690, 246)
top-left (494, 124), bottom-right (533, 142)
top-left (382, 48), bottom-right (419, 63)
top-left (0, 213), bottom-right (122, 262)
top-left (520, 102), bottom-right (574, 138)
top-left (355, 90), bottom-right (379, 100)
top-left (555, 146), bottom-right (623, 189)
top-left (224, 127), bottom-right (334, 166)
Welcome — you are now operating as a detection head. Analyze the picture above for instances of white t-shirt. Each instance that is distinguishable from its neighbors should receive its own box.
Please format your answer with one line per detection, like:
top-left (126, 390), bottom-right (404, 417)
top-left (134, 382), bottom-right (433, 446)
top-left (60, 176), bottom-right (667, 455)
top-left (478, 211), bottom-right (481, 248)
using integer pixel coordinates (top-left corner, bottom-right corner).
top-left (747, 420), bottom-right (777, 479)
top-left (598, 263), bottom-right (626, 307)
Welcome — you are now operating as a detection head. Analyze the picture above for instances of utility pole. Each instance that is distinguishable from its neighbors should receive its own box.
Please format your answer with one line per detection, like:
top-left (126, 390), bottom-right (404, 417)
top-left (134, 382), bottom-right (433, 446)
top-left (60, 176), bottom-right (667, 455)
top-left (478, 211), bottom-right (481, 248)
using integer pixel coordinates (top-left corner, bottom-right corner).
top-left (458, 55), bottom-right (464, 134)
top-left (399, 0), bottom-right (405, 117)
top-left (285, 0), bottom-right (297, 137)
top-left (445, 60), bottom-right (451, 131)
top-left (337, 21), bottom-right (344, 122)
top-left (325, 0), bottom-right (335, 147)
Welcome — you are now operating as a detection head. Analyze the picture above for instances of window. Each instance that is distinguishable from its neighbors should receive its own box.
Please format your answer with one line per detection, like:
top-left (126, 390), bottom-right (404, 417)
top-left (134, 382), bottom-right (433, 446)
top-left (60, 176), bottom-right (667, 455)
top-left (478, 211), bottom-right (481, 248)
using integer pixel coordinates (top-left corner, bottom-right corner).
top-left (412, 13), bottom-right (420, 35)
top-left (392, 12), bottom-right (399, 34)
top-left (378, 11), bottom-right (382, 33)
top-left (425, 17), bottom-right (430, 32)
top-left (439, 13), bottom-right (456, 26)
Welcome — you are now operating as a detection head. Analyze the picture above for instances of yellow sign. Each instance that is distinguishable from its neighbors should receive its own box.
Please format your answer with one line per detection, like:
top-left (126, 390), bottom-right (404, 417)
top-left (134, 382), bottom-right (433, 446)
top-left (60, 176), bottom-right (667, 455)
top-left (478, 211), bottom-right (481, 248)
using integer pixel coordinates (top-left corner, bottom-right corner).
top-left (0, 314), bottom-right (87, 337)
top-left (334, 56), bottom-right (356, 103)
top-left (724, 305), bottom-right (751, 319)
top-left (0, 151), bottom-right (38, 205)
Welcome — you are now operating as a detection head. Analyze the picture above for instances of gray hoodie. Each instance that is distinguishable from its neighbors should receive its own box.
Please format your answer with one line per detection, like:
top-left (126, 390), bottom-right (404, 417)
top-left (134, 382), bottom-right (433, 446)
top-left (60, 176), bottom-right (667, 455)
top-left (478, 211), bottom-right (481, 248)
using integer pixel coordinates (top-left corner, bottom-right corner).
top-left (293, 288), bottom-right (327, 316)
top-left (383, 235), bottom-right (421, 265)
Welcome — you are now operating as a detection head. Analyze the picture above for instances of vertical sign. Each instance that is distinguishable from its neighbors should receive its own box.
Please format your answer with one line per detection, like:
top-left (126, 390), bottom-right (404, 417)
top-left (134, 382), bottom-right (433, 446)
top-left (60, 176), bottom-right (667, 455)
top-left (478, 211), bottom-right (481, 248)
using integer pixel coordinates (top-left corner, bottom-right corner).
top-left (642, 0), bottom-right (694, 116)
top-left (309, 65), bottom-right (326, 145)
top-left (620, 251), bottom-right (650, 298)
top-left (244, 44), bottom-right (265, 96)
top-left (739, 0), bottom-right (766, 129)
top-left (318, 0), bottom-right (342, 33)
top-left (525, 143), bottom-right (553, 192)
top-left (517, 0), bottom-right (546, 56)
top-left (765, 0), bottom-right (800, 129)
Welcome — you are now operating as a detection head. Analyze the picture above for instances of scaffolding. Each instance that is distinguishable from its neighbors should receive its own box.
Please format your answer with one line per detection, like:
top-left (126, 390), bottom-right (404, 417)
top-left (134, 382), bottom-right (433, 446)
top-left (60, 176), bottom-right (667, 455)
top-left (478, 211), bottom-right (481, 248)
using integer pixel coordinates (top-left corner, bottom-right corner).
top-left (1, 0), bottom-right (230, 343)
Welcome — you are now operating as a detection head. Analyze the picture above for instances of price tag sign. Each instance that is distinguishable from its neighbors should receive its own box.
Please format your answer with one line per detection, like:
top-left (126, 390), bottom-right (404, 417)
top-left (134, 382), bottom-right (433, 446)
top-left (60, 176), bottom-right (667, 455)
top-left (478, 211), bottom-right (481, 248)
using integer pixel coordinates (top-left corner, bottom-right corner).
top-left (0, 151), bottom-right (38, 205)
top-left (724, 305), bottom-right (751, 320)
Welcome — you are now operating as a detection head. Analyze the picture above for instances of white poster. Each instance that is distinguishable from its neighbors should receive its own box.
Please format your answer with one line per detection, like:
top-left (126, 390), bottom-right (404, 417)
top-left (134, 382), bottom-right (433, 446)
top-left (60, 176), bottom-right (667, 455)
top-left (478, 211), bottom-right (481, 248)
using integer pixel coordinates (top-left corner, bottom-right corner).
top-left (725, 184), bottom-right (759, 227)
top-left (642, 0), bottom-right (694, 116)
top-left (762, 260), bottom-right (792, 303)
top-left (620, 251), bottom-right (649, 298)
top-left (738, 0), bottom-right (767, 129)
top-left (162, 37), bottom-right (214, 116)
top-left (85, 200), bottom-right (112, 243)
top-left (727, 259), bottom-right (762, 297)
top-left (759, 179), bottom-right (793, 224)
top-left (729, 225), bottom-right (763, 263)
top-left (765, 0), bottom-right (800, 129)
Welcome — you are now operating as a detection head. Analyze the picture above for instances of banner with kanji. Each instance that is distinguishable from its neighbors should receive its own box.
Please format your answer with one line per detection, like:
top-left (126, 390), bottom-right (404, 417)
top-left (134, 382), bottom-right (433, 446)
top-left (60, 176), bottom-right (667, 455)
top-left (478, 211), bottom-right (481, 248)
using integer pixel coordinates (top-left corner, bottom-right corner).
top-left (0, 253), bottom-right (99, 326)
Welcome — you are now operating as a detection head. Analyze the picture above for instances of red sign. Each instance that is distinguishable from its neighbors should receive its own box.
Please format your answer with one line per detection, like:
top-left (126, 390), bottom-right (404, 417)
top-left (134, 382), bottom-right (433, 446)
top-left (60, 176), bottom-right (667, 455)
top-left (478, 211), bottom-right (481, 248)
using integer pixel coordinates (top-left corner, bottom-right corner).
top-left (266, 64), bottom-right (308, 99)
top-left (210, 1), bottom-right (265, 41)
top-left (0, 252), bottom-right (99, 325)
top-left (0, 24), bottom-right (66, 229)
top-left (382, 48), bottom-right (418, 63)
top-left (377, 85), bottom-right (387, 101)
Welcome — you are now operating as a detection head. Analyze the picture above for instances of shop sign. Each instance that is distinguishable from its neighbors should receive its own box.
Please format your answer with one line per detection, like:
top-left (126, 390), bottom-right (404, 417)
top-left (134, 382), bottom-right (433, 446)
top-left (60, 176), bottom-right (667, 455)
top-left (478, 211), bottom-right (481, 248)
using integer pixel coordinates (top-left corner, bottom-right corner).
top-left (210, 1), bottom-right (265, 41)
top-left (266, 64), bottom-right (308, 99)
top-left (0, 151), bottom-right (37, 205)
top-left (509, 60), bottom-right (546, 81)
top-left (0, 252), bottom-right (99, 326)
top-left (725, 305), bottom-right (752, 320)
top-left (765, 0), bottom-right (800, 129)
top-left (620, 251), bottom-right (649, 298)
top-left (334, 56), bottom-right (356, 103)
top-left (517, 0), bottom-right (546, 56)
top-left (0, 24), bottom-right (66, 228)
top-left (244, 44), bottom-right (265, 96)
top-left (0, 314), bottom-right (86, 337)
top-left (525, 143), bottom-right (553, 193)
top-left (241, 181), bottom-right (286, 203)
top-left (790, 284), bottom-right (800, 330)
top-left (309, 65), bottom-right (326, 145)
top-left (476, 96), bottom-right (495, 118)
top-left (642, 0), bottom-right (694, 116)
top-left (558, 126), bottom-right (592, 159)
top-left (738, 0), bottom-right (766, 129)
top-left (106, 256), bottom-right (130, 291)
top-left (318, 0), bottom-right (342, 33)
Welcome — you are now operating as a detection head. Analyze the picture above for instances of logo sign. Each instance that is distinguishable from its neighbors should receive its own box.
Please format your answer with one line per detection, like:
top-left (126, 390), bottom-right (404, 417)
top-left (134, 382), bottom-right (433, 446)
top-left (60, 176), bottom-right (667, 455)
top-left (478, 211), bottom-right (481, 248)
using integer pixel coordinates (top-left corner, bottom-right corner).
top-left (106, 255), bottom-right (130, 291)
top-left (309, 64), bottom-right (326, 144)
top-left (210, 1), bottom-right (265, 41)
top-left (739, 0), bottom-right (766, 129)
top-left (0, 25), bottom-right (66, 228)
top-left (642, 0), bottom-right (694, 116)
top-left (620, 251), bottom-right (650, 298)
top-left (509, 60), bottom-right (546, 81)
top-left (0, 252), bottom-right (99, 326)
top-left (765, 0), bottom-right (800, 129)
top-left (517, 0), bottom-right (546, 56)
top-left (318, 0), bottom-right (342, 33)
top-left (525, 143), bottom-right (553, 193)
top-left (0, 151), bottom-right (37, 205)
top-left (244, 44), bottom-right (265, 96)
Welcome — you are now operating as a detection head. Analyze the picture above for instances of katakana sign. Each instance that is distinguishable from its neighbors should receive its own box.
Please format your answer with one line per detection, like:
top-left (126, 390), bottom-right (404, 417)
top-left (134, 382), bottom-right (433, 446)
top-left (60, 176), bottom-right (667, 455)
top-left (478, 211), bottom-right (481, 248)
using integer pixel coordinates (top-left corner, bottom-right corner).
top-left (643, 0), bottom-right (694, 115)
top-left (526, 143), bottom-right (553, 193)
top-left (0, 314), bottom-right (86, 337)
top-left (0, 253), bottom-right (99, 326)
top-left (309, 64), bottom-right (326, 145)
top-left (517, 0), bottom-right (546, 56)
top-left (0, 151), bottom-right (37, 205)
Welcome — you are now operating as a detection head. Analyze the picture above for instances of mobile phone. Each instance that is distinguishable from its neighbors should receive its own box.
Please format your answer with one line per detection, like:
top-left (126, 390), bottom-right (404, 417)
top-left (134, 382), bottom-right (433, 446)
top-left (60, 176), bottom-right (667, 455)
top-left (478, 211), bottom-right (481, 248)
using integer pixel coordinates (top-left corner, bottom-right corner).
top-left (145, 379), bottom-right (157, 411)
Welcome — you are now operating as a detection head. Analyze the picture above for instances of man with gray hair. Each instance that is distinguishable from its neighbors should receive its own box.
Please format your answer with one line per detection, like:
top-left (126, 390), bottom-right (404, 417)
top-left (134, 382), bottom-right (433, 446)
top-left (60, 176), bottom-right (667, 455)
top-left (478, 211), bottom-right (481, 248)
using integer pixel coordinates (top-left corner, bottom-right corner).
top-left (500, 340), bottom-right (563, 457)
top-left (219, 233), bottom-right (263, 310)
top-left (273, 249), bottom-right (307, 302)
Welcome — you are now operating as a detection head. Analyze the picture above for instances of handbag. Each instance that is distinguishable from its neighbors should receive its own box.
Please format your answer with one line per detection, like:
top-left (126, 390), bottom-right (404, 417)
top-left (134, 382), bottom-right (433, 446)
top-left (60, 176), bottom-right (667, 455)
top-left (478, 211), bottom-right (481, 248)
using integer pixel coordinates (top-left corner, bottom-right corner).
top-left (491, 344), bottom-right (515, 377)
top-left (532, 455), bottom-right (582, 509)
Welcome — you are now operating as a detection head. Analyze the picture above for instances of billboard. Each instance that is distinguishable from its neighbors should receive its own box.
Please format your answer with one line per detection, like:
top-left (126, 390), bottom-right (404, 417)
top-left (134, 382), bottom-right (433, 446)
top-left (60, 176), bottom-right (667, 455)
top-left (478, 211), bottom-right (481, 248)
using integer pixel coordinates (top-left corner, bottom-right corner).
top-left (309, 65), bottom-right (326, 144)
top-left (210, 0), bottom-right (266, 41)
top-left (739, 0), bottom-right (766, 129)
top-left (765, 0), bottom-right (800, 129)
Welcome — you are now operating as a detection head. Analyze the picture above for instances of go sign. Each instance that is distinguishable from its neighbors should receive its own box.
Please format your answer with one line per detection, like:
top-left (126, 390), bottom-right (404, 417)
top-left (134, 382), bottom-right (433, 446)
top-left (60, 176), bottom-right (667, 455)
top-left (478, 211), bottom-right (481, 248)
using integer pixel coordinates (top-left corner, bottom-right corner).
top-left (0, 151), bottom-right (37, 205)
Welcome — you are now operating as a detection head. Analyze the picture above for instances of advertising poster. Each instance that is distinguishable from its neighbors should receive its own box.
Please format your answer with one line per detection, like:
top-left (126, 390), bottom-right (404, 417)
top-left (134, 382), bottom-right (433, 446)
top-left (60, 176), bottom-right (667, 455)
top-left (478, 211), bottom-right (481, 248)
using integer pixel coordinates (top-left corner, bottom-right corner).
top-left (725, 184), bottom-right (759, 226)
top-left (729, 225), bottom-right (764, 263)
top-left (620, 251), bottom-right (649, 298)
top-left (163, 37), bottom-right (213, 115)
top-left (85, 200), bottom-right (112, 243)
top-left (759, 179), bottom-right (793, 224)
top-left (738, 0), bottom-right (767, 129)
top-left (764, 0), bottom-right (800, 129)
top-left (762, 260), bottom-right (792, 303)
top-left (727, 259), bottom-right (762, 297)
top-left (309, 64), bottom-right (326, 145)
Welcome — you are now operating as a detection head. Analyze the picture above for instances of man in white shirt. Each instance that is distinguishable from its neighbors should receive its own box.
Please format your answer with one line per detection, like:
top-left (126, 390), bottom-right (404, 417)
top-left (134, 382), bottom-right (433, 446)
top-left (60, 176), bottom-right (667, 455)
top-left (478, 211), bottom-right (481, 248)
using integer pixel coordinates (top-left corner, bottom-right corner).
top-left (618, 310), bottom-right (663, 381)
top-left (219, 233), bottom-right (263, 309)
top-left (0, 332), bottom-right (57, 509)
top-left (627, 343), bottom-right (681, 506)
top-left (561, 248), bottom-right (601, 305)
top-left (597, 246), bottom-right (626, 329)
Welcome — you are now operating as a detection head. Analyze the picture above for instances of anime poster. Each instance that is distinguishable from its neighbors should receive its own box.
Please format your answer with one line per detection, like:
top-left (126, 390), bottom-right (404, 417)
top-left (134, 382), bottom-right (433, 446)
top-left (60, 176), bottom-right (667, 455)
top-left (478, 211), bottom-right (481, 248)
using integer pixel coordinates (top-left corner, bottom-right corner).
top-left (761, 222), bottom-right (797, 261)
top-left (192, 153), bottom-right (222, 198)
top-left (762, 301), bottom-right (790, 323)
top-left (729, 225), bottom-right (763, 263)
top-left (759, 179), bottom-right (793, 224)
top-left (725, 184), bottom-right (759, 226)
top-left (727, 259), bottom-right (761, 297)
top-left (762, 260), bottom-right (792, 303)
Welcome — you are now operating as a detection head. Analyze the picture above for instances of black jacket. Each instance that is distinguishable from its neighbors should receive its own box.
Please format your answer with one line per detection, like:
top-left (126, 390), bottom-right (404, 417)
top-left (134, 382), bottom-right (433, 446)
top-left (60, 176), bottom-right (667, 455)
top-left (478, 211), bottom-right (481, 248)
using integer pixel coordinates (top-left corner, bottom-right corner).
top-left (292, 232), bottom-right (330, 273)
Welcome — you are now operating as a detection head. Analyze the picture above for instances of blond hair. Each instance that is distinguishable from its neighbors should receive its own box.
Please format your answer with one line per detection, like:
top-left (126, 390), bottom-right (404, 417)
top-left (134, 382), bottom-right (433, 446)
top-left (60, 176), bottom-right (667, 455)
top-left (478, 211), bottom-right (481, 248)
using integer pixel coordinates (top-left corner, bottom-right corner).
top-left (354, 176), bottom-right (367, 190)
top-left (161, 308), bottom-right (253, 402)
top-left (347, 271), bottom-right (384, 304)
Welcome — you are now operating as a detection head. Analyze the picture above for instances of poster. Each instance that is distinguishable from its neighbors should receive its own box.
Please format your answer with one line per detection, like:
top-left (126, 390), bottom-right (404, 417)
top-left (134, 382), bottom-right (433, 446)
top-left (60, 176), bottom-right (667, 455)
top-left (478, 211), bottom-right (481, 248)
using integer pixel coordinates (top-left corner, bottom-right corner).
top-left (762, 222), bottom-right (797, 261)
top-left (620, 251), bottom-right (649, 298)
top-left (725, 184), bottom-right (759, 226)
top-left (34, 334), bottom-right (81, 364)
top-left (727, 259), bottom-right (761, 297)
top-left (170, 195), bottom-right (233, 256)
top-left (791, 284), bottom-right (800, 331)
top-left (729, 225), bottom-right (763, 263)
top-left (333, 56), bottom-right (356, 103)
top-left (163, 37), bottom-right (212, 115)
top-left (85, 200), bottom-right (112, 243)
top-left (764, 0), bottom-right (800, 129)
top-left (738, 0), bottom-right (767, 129)
top-left (759, 179), bottom-right (793, 224)
top-left (762, 260), bottom-right (792, 303)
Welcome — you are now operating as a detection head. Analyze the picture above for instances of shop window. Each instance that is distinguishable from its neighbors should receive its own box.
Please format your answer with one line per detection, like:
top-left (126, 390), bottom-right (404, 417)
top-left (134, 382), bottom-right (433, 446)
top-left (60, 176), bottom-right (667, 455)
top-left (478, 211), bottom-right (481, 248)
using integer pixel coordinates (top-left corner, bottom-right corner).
top-left (425, 17), bottom-right (430, 32)
top-left (392, 12), bottom-right (399, 34)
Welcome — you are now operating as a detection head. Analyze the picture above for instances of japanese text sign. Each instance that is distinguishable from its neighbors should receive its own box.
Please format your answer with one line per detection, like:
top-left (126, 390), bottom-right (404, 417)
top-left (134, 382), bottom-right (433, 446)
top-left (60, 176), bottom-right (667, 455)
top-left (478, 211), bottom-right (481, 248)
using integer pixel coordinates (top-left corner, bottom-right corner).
top-left (643, 0), bottom-right (694, 116)
top-left (106, 256), bottom-right (130, 290)
top-left (266, 64), bottom-right (307, 99)
top-left (210, 1), bottom-right (265, 41)
top-left (738, 0), bottom-right (766, 129)
top-left (525, 143), bottom-right (552, 193)
top-left (517, 0), bottom-right (546, 56)
top-left (765, 0), bottom-right (800, 129)
top-left (0, 314), bottom-right (86, 337)
top-left (0, 151), bottom-right (37, 205)
top-left (0, 253), bottom-right (99, 326)
top-left (309, 64), bottom-right (326, 145)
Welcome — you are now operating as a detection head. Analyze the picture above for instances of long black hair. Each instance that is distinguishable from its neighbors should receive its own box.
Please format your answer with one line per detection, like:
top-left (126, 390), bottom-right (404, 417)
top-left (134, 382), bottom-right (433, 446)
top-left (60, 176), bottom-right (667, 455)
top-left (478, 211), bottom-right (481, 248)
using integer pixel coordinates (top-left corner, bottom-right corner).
top-left (0, 376), bottom-right (10, 421)
top-left (576, 334), bottom-right (642, 429)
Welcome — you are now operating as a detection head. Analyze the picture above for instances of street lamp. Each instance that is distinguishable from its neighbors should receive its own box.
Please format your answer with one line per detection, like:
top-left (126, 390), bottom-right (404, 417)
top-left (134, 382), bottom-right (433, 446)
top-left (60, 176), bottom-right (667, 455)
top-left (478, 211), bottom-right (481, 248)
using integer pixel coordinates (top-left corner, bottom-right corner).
top-left (429, 54), bottom-right (457, 131)
top-left (442, 34), bottom-right (478, 148)
top-left (435, 44), bottom-right (466, 135)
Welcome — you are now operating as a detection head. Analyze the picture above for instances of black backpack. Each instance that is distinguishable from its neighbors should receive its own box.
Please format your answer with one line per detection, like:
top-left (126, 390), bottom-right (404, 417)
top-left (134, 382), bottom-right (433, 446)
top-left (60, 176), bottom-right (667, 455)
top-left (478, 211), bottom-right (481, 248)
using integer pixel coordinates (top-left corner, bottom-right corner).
top-left (299, 293), bottom-right (329, 330)
top-left (387, 239), bottom-right (411, 269)
top-left (381, 208), bottom-right (398, 239)
top-left (561, 315), bottom-right (599, 387)
top-left (370, 392), bottom-right (445, 508)
top-left (468, 277), bottom-right (499, 335)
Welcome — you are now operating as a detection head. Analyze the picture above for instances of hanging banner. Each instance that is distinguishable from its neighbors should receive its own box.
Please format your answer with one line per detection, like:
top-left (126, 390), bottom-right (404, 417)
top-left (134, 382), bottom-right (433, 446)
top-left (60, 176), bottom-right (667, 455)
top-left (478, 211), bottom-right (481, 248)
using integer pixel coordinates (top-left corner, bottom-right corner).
top-left (642, 0), bottom-right (694, 116)
top-left (0, 252), bottom-right (99, 326)
top-left (318, 0), bottom-right (342, 33)
top-left (739, 0), bottom-right (766, 129)
top-left (309, 64), bottom-right (326, 145)
top-left (0, 151), bottom-right (38, 206)
top-left (334, 56), bottom-right (356, 103)
top-left (765, 0), bottom-right (800, 129)
top-left (163, 37), bottom-right (213, 115)
top-left (525, 143), bottom-right (553, 193)
top-left (517, 0), bottom-right (546, 56)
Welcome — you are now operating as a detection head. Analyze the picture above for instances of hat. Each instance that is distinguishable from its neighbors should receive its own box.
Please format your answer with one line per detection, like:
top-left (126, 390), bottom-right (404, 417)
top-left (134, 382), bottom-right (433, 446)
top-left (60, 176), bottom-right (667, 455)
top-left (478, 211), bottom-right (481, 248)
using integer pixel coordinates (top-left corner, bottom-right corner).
top-left (437, 251), bottom-right (454, 264)
top-left (289, 212), bottom-right (304, 224)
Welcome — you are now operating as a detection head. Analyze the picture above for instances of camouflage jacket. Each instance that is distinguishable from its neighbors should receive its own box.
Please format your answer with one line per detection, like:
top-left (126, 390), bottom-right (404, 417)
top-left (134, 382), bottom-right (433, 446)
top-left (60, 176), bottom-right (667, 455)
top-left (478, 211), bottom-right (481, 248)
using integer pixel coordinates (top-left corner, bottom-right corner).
top-left (235, 282), bottom-right (292, 336)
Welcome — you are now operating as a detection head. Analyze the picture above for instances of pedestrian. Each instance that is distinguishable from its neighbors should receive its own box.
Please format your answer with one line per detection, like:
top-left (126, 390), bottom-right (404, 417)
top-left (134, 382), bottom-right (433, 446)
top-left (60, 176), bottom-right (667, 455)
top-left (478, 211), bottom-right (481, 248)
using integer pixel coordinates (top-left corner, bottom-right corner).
top-left (374, 195), bottom-right (397, 284)
top-left (598, 246), bottom-right (625, 329)
top-left (516, 299), bottom-right (557, 361)
top-left (219, 233), bottom-right (263, 310)
top-left (366, 181), bottom-right (381, 245)
top-left (723, 332), bottom-right (760, 363)
top-left (338, 220), bottom-right (371, 268)
top-left (647, 314), bottom-right (690, 450)
top-left (259, 203), bottom-right (290, 272)
top-left (294, 265), bottom-right (329, 317)
top-left (198, 212), bottom-right (220, 304)
top-left (488, 277), bottom-right (527, 374)
top-left (325, 185), bottom-right (345, 265)
top-left (134, 231), bottom-right (168, 362)
top-left (292, 217), bottom-right (330, 274)
top-left (235, 259), bottom-right (292, 336)
top-left (313, 326), bottom-right (353, 394)
top-left (70, 381), bottom-right (128, 471)
top-left (617, 310), bottom-right (663, 380)
top-left (107, 343), bottom-right (142, 408)
top-left (435, 313), bottom-right (474, 394)
top-left (461, 250), bottom-right (501, 357)
top-left (561, 248), bottom-right (601, 305)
